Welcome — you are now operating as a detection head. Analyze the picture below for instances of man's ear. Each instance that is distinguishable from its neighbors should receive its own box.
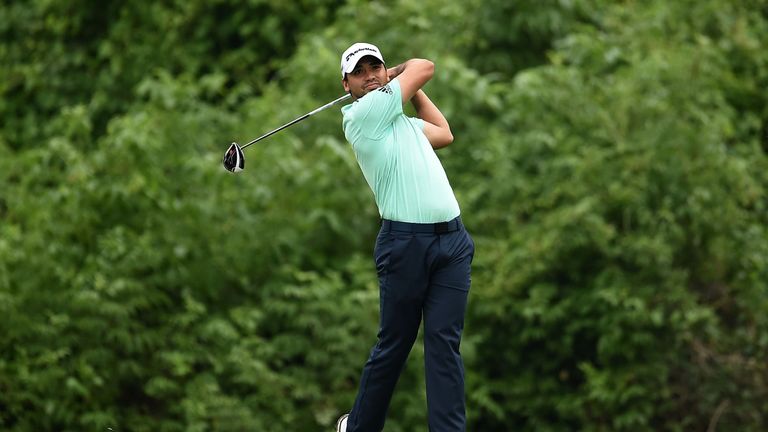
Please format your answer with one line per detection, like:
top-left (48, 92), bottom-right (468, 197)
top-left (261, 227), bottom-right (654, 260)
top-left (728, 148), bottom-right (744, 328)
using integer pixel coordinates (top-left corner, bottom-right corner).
top-left (342, 77), bottom-right (350, 93)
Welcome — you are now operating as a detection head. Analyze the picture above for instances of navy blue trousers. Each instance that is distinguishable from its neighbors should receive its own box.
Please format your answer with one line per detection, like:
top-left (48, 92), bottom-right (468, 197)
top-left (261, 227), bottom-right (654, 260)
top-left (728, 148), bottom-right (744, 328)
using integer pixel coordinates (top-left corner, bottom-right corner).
top-left (347, 217), bottom-right (474, 432)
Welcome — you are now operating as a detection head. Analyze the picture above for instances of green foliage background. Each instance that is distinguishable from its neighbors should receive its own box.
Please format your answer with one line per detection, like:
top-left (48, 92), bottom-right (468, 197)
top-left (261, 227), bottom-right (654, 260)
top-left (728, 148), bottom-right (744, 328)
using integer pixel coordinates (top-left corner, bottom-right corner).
top-left (2, 0), bottom-right (768, 430)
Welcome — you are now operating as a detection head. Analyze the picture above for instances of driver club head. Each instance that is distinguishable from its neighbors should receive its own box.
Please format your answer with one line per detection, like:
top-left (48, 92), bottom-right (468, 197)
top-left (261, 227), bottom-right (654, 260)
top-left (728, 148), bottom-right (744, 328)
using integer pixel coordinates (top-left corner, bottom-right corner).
top-left (223, 142), bottom-right (244, 173)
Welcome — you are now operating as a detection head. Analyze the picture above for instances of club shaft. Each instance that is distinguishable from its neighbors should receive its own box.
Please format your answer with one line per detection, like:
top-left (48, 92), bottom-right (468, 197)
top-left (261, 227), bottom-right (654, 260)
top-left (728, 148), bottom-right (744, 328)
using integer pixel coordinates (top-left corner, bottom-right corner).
top-left (241, 94), bottom-right (351, 149)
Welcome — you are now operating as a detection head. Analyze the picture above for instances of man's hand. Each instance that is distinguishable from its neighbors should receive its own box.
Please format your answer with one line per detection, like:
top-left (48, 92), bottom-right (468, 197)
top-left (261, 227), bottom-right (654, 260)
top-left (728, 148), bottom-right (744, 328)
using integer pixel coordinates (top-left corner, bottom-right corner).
top-left (387, 66), bottom-right (401, 81)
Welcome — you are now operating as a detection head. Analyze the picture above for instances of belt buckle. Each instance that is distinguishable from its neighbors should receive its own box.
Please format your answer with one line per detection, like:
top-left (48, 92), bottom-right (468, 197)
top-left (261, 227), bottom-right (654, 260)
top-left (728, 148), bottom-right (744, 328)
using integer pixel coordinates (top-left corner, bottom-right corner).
top-left (434, 221), bottom-right (451, 234)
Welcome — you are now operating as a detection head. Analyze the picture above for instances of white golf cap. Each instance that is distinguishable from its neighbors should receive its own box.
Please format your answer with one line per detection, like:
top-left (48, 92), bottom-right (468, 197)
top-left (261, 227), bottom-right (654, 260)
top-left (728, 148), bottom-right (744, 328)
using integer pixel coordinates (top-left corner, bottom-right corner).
top-left (340, 42), bottom-right (385, 78)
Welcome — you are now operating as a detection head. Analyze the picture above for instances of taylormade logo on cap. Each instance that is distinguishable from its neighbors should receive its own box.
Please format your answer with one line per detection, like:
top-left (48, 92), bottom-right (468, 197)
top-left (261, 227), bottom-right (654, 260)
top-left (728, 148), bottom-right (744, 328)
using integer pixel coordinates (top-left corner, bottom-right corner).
top-left (340, 42), bottom-right (385, 78)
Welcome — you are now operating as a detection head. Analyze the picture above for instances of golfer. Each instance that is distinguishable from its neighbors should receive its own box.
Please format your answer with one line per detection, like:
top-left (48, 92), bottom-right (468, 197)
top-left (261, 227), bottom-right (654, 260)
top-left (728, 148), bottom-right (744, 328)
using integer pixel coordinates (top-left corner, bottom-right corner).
top-left (335, 42), bottom-right (475, 432)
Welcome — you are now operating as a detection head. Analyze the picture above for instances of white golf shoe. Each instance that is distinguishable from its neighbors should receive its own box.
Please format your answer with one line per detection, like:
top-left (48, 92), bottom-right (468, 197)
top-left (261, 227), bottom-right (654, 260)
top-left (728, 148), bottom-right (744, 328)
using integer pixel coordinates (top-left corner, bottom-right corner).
top-left (335, 413), bottom-right (349, 432)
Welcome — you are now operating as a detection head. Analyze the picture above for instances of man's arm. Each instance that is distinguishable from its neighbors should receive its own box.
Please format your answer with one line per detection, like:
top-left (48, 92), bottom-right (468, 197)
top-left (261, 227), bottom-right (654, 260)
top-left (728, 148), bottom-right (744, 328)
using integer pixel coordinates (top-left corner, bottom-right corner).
top-left (388, 59), bottom-right (434, 104)
top-left (412, 90), bottom-right (453, 149)
top-left (388, 61), bottom-right (452, 149)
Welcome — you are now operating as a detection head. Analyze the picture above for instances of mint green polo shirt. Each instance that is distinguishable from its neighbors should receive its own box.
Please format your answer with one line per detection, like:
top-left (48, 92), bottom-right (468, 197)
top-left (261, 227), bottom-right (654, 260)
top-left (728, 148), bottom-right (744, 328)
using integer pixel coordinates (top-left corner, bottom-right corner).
top-left (341, 78), bottom-right (460, 223)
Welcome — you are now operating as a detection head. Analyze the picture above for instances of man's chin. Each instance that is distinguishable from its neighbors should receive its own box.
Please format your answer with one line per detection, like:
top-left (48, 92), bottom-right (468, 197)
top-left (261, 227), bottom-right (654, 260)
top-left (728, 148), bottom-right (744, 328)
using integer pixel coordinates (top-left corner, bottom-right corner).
top-left (355, 88), bottom-right (375, 98)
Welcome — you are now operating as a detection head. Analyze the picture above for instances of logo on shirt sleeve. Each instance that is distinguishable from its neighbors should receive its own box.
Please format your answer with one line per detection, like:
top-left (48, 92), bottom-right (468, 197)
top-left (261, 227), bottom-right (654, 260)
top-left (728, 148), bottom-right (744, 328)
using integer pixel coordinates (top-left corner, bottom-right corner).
top-left (377, 85), bottom-right (393, 95)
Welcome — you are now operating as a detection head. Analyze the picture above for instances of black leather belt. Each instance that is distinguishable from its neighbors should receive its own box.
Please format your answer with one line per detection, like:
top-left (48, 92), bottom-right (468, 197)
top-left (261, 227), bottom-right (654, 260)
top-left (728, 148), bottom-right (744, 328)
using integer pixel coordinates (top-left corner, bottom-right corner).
top-left (381, 216), bottom-right (462, 234)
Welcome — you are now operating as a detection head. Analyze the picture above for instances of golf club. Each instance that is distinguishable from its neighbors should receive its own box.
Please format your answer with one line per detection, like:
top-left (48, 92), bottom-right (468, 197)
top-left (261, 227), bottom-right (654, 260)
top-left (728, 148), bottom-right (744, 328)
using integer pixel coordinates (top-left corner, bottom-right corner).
top-left (223, 93), bottom-right (352, 173)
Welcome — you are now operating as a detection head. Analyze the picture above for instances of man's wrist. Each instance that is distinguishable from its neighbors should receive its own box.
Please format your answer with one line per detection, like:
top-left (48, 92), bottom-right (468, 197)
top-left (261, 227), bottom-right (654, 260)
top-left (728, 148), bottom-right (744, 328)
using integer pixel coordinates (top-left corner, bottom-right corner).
top-left (387, 61), bottom-right (409, 79)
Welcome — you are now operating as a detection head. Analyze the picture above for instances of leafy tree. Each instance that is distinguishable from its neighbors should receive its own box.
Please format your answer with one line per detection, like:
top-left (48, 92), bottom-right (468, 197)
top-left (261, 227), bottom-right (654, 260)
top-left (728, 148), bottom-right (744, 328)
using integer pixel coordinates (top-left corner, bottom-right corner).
top-left (1, 0), bottom-right (767, 431)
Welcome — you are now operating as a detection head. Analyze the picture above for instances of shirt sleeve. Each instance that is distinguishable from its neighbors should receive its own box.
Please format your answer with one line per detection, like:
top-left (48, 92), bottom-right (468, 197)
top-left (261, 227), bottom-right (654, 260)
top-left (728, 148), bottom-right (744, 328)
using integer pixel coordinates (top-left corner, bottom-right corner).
top-left (351, 78), bottom-right (404, 140)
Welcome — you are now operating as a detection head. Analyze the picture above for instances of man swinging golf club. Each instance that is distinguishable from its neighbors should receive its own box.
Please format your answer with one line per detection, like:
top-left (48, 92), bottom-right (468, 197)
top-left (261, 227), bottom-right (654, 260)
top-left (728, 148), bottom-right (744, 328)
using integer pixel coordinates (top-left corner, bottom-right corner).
top-left (335, 42), bottom-right (475, 432)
